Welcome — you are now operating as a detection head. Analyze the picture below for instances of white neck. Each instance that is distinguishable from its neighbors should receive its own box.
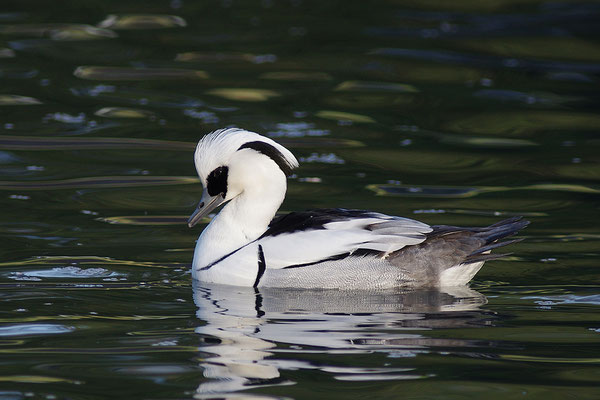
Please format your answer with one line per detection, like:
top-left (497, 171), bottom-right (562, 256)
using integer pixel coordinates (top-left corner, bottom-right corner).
top-left (192, 161), bottom-right (287, 271)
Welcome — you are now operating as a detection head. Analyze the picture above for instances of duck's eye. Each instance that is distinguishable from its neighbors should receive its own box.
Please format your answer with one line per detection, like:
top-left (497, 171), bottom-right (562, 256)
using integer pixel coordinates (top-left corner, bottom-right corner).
top-left (206, 166), bottom-right (228, 197)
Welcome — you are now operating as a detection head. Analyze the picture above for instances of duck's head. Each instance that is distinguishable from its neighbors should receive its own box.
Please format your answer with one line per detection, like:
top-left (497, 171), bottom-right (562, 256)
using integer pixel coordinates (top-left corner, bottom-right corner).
top-left (187, 128), bottom-right (299, 228)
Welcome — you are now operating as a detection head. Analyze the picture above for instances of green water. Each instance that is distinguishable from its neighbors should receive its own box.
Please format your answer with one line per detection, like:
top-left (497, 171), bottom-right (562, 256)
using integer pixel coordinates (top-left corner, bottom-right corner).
top-left (1, 0), bottom-right (599, 399)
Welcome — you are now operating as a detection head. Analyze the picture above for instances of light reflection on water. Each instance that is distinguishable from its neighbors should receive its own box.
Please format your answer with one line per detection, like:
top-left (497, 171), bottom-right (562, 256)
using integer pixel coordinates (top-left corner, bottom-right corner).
top-left (0, 0), bottom-right (599, 398)
top-left (193, 282), bottom-right (489, 396)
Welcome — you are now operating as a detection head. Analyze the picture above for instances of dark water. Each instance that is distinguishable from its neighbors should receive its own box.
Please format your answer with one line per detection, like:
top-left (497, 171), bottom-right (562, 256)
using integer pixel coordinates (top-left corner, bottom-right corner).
top-left (1, 0), bottom-right (599, 398)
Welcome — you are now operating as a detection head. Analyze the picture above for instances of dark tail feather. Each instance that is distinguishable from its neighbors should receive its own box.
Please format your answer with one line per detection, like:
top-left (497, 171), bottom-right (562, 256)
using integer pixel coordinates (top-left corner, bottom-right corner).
top-left (464, 252), bottom-right (512, 264)
top-left (466, 217), bottom-right (529, 263)
top-left (390, 216), bottom-right (529, 286)
top-left (469, 238), bottom-right (524, 256)
top-left (487, 216), bottom-right (524, 228)
top-left (475, 218), bottom-right (530, 244)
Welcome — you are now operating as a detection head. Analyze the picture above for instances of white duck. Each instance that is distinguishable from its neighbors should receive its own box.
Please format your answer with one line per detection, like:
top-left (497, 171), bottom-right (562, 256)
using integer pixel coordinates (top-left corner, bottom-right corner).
top-left (188, 128), bottom-right (528, 289)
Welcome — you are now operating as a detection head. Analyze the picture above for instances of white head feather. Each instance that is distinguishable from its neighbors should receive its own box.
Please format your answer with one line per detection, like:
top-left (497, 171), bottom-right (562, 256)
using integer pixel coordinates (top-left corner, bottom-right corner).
top-left (193, 128), bottom-right (299, 185)
top-left (190, 128), bottom-right (300, 270)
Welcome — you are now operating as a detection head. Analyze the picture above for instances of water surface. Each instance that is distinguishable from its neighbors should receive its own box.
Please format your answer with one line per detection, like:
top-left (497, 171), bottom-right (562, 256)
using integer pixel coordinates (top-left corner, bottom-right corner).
top-left (1, 1), bottom-right (599, 399)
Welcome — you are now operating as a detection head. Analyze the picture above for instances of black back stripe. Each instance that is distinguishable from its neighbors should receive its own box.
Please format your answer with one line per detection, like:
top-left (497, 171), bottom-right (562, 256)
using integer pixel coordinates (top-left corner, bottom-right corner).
top-left (283, 253), bottom-right (350, 269)
top-left (253, 245), bottom-right (267, 287)
top-left (238, 141), bottom-right (294, 176)
top-left (260, 208), bottom-right (386, 239)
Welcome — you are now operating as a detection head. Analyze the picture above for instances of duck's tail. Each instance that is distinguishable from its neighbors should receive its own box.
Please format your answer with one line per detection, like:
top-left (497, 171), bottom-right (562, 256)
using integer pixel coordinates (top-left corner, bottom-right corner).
top-left (389, 217), bottom-right (530, 287)
top-left (461, 216), bottom-right (530, 264)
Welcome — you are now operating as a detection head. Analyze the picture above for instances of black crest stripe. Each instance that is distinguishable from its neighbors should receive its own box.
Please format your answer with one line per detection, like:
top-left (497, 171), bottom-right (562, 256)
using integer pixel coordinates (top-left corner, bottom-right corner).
top-left (238, 141), bottom-right (294, 176)
top-left (253, 245), bottom-right (266, 288)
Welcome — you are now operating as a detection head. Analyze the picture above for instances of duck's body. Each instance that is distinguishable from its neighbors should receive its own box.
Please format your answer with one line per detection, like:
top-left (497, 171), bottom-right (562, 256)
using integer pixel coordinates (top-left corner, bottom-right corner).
top-left (188, 128), bottom-right (528, 289)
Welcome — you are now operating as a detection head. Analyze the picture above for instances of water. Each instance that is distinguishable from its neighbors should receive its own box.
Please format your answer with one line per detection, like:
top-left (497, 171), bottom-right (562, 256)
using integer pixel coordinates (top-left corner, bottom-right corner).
top-left (1, 1), bottom-right (599, 398)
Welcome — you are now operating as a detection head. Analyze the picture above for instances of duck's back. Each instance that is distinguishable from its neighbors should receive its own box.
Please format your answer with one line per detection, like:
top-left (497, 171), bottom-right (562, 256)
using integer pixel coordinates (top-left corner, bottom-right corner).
top-left (261, 215), bottom-right (528, 288)
top-left (195, 208), bottom-right (528, 289)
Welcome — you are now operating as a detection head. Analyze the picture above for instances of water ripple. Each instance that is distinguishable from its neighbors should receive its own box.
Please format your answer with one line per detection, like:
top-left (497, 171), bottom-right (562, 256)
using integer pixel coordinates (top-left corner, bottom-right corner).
top-left (370, 48), bottom-right (600, 73)
top-left (94, 107), bottom-right (155, 119)
top-left (70, 85), bottom-right (204, 108)
top-left (0, 23), bottom-right (116, 39)
top-left (74, 66), bottom-right (208, 81)
top-left (206, 88), bottom-right (281, 102)
top-left (0, 176), bottom-right (197, 190)
top-left (0, 135), bottom-right (361, 153)
top-left (0, 95), bottom-right (42, 105)
top-left (0, 135), bottom-right (194, 151)
top-left (9, 266), bottom-right (121, 280)
top-left (0, 323), bottom-right (74, 337)
top-left (522, 294), bottom-right (600, 306)
top-left (97, 14), bottom-right (187, 30)
top-left (368, 183), bottom-right (600, 197)
top-left (335, 80), bottom-right (419, 93)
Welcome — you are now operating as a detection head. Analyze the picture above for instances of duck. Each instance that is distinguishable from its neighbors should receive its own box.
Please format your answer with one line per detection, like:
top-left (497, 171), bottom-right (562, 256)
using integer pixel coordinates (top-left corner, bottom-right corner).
top-left (187, 128), bottom-right (529, 289)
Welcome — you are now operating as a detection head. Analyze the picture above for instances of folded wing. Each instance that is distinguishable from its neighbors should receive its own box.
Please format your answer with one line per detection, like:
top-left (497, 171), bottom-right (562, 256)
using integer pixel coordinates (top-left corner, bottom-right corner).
top-left (255, 209), bottom-right (432, 269)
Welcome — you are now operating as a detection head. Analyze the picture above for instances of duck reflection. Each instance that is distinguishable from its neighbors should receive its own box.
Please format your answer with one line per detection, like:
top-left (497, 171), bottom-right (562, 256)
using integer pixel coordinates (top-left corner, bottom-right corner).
top-left (193, 282), bottom-right (490, 398)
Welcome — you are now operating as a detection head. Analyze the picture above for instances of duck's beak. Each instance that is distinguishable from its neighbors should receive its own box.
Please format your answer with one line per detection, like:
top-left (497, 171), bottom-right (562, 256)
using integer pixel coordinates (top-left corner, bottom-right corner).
top-left (187, 190), bottom-right (225, 228)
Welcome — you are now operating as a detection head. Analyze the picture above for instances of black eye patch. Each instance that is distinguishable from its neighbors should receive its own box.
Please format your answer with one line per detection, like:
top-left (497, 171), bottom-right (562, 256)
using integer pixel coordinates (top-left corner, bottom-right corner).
top-left (206, 166), bottom-right (228, 197)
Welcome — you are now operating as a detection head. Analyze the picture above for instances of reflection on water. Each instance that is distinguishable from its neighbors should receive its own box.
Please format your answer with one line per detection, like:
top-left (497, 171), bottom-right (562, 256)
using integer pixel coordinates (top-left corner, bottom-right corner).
top-left (1, 0), bottom-right (599, 398)
top-left (368, 182), bottom-right (600, 198)
top-left (97, 14), bottom-right (187, 30)
top-left (73, 66), bottom-right (209, 81)
top-left (193, 282), bottom-right (488, 396)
